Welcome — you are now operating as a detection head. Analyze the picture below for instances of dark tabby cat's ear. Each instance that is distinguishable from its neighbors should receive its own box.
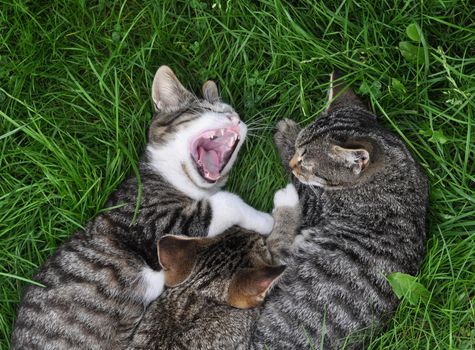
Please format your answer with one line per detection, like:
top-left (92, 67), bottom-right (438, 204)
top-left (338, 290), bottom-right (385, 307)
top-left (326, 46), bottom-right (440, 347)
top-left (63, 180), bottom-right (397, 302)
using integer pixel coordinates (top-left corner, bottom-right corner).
top-left (228, 265), bottom-right (286, 309)
top-left (152, 66), bottom-right (194, 112)
top-left (202, 80), bottom-right (219, 104)
top-left (158, 235), bottom-right (201, 287)
top-left (327, 71), bottom-right (367, 112)
top-left (332, 145), bottom-right (370, 174)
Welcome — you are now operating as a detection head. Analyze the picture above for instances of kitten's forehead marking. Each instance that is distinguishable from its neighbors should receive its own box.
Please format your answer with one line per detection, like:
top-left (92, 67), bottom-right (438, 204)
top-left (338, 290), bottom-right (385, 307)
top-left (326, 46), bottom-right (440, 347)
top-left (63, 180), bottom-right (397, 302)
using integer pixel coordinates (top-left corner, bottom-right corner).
top-left (296, 131), bottom-right (323, 150)
top-left (153, 99), bottom-right (234, 125)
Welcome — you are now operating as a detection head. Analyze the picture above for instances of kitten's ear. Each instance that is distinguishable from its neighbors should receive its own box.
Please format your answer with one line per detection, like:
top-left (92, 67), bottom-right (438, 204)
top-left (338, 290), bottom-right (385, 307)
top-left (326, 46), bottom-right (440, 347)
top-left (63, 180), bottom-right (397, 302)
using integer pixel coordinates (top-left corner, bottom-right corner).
top-left (152, 66), bottom-right (195, 112)
top-left (202, 80), bottom-right (219, 104)
top-left (327, 71), bottom-right (366, 112)
top-left (332, 145), bottom-right (370, 174)
top-left (228, 265), bottom-right (286, 309)
top-left (158, 235), bottom-right (201, 287)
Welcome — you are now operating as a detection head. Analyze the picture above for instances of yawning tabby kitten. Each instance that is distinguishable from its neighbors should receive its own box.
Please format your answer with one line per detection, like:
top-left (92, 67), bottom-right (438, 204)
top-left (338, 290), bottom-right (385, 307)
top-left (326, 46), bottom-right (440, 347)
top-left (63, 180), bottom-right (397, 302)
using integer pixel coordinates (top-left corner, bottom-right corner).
top-left (251, 72), bottom-right (429, 349)
top-left (12, 66), bottom-right (273, 349)
top-left (128, 184), bottom-right (301, 350)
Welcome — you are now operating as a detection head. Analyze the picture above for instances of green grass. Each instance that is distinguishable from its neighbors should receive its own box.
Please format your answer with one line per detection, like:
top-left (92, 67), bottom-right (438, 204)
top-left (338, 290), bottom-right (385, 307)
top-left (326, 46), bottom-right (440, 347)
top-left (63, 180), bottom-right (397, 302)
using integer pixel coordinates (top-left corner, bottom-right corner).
top-left (1, 1), bottom-right (474, 348)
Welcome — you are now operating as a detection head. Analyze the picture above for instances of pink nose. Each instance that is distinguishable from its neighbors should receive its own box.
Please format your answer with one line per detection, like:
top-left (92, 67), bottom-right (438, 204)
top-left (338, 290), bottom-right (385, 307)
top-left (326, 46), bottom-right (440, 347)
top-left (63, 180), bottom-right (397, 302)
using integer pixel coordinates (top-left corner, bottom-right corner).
top-left (227, 113), bottom-right (240, 124)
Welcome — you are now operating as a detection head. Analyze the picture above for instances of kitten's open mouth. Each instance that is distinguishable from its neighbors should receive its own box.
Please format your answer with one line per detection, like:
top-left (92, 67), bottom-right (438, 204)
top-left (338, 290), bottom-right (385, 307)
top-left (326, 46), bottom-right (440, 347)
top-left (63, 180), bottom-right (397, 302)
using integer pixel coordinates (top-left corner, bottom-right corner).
top-left (190, 126), bottom-right (240, 182)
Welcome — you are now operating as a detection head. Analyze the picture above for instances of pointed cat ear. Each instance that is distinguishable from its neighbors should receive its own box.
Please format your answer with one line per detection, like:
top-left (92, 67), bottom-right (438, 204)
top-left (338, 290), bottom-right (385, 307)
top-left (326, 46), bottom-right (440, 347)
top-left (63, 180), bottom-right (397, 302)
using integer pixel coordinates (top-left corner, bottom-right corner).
top-left (202, 80), bottom-right (219, 104)
top-left (227, 265), bottom-right (286, 309)
top-left (152, 66), bottom-right (194, 112)
top-left (332, 145), bottom-right (370, 174)
top-left (158, 235), bottom-right (201, 287)
top-left (327, 71), bottom-right (367, 112)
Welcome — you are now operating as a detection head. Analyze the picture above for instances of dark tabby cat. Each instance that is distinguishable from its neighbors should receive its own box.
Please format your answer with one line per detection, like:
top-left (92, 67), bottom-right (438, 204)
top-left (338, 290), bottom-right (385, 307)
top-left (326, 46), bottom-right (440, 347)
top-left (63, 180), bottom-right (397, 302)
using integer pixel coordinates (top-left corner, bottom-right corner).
top-left (250, 72), bottom-right (429, 349)
top-left (11, 66), bottom-right (274, 349)
top-left (128, 184), bottom-right (301, 350)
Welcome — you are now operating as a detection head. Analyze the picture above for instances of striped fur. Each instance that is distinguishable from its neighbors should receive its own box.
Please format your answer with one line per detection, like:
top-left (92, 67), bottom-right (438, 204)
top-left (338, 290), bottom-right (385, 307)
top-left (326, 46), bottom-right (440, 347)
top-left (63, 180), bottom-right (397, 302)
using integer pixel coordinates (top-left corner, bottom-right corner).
top-left (129, 229), bottom-right (264, 350)
top-left (250, 79), bottom-right (428, 349)
top-left (128, 185), bottom-right (301, 350)
top-left (11, 66), bottom-right (273, 349)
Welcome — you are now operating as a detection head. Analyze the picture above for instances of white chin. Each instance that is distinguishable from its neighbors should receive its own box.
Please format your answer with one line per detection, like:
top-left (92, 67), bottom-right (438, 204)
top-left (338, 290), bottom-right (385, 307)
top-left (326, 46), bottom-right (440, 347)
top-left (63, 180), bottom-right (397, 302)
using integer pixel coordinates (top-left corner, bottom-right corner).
top-left (189, 165), bottom-right (225, 189)
top-left (217, 132), bottom-right (246, 179)
top-left (293, 172), bottom-right (326, 187)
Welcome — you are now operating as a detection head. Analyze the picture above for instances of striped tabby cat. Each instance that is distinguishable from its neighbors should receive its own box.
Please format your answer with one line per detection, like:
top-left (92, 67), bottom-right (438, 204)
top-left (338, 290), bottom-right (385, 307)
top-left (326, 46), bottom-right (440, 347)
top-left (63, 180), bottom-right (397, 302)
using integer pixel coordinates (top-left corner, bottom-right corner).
top-left (250, 72), bottom-right (429, 349)
top-left (128, 184), bottom-right (301, 350)
top-left (12, 66), bottom-right (274, 349)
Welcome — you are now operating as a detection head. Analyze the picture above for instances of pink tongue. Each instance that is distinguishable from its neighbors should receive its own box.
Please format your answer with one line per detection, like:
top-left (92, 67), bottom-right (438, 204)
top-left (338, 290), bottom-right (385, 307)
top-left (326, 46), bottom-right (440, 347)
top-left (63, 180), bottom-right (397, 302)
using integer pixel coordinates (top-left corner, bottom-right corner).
top-left (199, 147), bottom-right (220, 180)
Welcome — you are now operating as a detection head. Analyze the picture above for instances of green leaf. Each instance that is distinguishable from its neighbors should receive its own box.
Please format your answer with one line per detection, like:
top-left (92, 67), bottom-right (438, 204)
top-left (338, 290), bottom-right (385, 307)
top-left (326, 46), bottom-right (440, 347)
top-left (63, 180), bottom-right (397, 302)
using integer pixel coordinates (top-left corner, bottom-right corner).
top-left (399, 41), bottom-right (424, 64)
top-left (419, 129), bottom-right (431, 137)
top-left (406, 23), bottom-right (422, 42)
top-left (191, 41), bottom-right (200, 55)
top-left (391, 78), bottom-right (406, 95)
top-left (112, 31), bottom-right (121, 43)
top-left (419, 129), bottom-right (448, 144)
top-left (358, 80), bottom-right (382, 98)
top-left (388, 272), bottom-right (430, 305)
top-left (429, 130), bottom-right (448, 144)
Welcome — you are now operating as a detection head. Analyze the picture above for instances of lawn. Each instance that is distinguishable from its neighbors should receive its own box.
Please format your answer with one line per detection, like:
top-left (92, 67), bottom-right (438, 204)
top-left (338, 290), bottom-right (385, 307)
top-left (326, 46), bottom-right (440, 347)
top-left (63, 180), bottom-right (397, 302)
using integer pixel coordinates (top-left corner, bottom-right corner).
top-left (0, 1), bottom-right (474, 348)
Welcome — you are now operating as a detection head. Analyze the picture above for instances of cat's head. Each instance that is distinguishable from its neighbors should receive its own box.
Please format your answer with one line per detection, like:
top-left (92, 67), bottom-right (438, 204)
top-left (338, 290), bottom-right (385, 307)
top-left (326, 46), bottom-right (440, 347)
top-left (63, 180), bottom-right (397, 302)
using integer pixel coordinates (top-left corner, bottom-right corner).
top-left (290, 72), bottom-right (382, 188)
top-left (146, 66), bottom-right (247, 192)
top-left (157, 230), bottom-right (285, 309)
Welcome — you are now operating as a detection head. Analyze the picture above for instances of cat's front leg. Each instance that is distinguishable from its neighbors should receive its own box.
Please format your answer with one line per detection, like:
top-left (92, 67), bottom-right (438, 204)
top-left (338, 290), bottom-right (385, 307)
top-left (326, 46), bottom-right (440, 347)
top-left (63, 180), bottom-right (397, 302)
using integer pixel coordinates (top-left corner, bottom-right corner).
top-left (266, 183), bottom-right (301, 260)
top-left (274, 118), bottom-right (301, 173)
top-left (139, 267), bottom-right (165, 306)
top-left (207, 191), bottom-right (274, 237)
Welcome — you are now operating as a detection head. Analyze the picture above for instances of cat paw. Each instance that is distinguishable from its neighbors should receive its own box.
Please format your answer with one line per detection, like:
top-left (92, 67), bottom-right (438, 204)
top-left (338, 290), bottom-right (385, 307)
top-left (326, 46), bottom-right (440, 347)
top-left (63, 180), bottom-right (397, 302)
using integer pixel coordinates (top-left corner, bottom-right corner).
top-left (273, 183), bottom-right (299, 209)
top-left (274, 119), bottom-right (300, 165)
top-left (140, 268), bottom-right (165, 306)
top-left (274, 119), bottom-right (299, 146)
top-left (252, 212), bottom-right (274, 235)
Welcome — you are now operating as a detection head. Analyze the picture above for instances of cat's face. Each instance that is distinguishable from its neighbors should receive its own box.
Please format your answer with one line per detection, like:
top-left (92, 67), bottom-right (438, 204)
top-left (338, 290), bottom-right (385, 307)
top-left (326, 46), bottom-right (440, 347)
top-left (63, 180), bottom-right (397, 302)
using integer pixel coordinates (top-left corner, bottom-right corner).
top-left (158, 230), bottom-right (285, 309)
top-left (290, 72), bottom-right (375, 188)
top-left (291, 132), bottom-right (370, 187)
top-left (147, 66), bottom-right (247, 190)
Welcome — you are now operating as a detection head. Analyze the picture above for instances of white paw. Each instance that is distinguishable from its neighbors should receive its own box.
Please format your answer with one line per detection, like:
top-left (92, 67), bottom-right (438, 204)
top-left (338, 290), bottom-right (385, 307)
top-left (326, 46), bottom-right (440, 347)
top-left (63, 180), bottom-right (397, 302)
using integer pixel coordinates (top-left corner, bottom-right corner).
top-left (253, 212), bottom-right (274, 235)
top-left (273, 183), bottom-right (299, 209)
top-left (293, 234), bottom-right (305, 247)
top-left (140, 268), bottom-right (165, 306)
top-left (293, 229), bottom-right (312, 248)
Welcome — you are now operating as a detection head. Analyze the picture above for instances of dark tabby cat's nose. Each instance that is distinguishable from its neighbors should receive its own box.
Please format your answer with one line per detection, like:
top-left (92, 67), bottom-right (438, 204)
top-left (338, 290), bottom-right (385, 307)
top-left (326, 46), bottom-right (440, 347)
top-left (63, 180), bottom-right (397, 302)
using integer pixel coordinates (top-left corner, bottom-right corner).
top-left (289, 154), bottom-right (301, 174)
